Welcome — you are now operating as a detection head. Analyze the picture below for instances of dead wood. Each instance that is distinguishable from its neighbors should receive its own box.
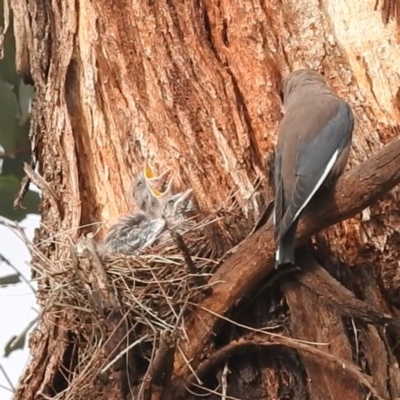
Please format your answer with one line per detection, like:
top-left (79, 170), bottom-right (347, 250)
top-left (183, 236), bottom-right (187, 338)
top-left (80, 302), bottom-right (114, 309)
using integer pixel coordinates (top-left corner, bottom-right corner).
top-left (187, 332), bottom-right (385, 400)
top-left (175, 135), bottom-right (400, 378)
top-left (295, 247), bottom-right (400, 331)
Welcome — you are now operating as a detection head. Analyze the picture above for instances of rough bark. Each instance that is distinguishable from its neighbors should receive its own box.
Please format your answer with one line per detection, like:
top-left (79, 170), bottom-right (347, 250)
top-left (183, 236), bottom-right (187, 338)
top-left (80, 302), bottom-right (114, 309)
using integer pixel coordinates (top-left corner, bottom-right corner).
top-left (9, 0), bottom-right (400, 399)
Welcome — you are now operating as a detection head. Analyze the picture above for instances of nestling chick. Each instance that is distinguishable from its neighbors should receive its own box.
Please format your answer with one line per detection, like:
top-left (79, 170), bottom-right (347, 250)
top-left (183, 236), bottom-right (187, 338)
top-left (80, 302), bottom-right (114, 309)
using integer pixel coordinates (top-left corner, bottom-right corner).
top-left (102, 211), bottom-right (166, 255)
top-left (146, 176), bottom-right (176, 218)
top-left (156, 189), bottom-right (197, 245)
top-left (132, 160), bottom-right (175, 217)
top-left (144, 159), bottom-right (174, 193)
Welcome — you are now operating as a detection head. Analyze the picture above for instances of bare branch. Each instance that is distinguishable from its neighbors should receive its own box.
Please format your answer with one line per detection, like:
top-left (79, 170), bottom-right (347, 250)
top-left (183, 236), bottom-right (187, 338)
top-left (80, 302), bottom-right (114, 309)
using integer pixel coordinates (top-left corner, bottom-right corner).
top-left (294, 248), bottom-right (400, 330)
top-left (188, 333), bottom-right (385, 400)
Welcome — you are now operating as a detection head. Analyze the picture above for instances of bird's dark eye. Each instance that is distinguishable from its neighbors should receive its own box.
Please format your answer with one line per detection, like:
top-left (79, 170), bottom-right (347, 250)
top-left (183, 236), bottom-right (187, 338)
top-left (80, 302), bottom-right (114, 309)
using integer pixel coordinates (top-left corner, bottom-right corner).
top-left (137, 180), bottom-right (143, 187)
top-left (152, 201), bottom-right (157, 207)
top-left (168, 199), bottom-right (174, 206)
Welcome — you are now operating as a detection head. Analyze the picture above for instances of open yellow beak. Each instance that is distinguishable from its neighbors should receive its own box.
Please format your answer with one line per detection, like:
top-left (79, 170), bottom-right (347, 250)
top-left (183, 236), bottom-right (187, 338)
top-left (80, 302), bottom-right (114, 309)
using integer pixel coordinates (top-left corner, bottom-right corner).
top-left (143, 159), bottom-right (174, 196)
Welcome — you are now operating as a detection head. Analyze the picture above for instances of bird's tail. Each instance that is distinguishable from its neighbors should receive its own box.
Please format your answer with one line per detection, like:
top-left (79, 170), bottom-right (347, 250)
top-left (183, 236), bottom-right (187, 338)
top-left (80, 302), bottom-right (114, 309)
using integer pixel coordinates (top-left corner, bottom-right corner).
top-left (275, 219), bottom-right (299, 267)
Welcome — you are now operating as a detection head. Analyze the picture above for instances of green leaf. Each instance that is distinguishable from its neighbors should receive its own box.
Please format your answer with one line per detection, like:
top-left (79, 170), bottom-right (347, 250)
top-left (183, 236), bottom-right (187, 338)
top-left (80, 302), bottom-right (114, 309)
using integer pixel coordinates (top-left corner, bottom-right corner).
top-left (0, 273), bottom-right (20, 286)
top-left (0, 79), bottom-right (19, 155)
top-left (3, 316), bottom-right (39, 357)
top-left (0, 175), bottom-right (40, 220)
top-left (0, 29), bottom-right (19, 87)
top-left (17, 80), bottom-right (34, 126)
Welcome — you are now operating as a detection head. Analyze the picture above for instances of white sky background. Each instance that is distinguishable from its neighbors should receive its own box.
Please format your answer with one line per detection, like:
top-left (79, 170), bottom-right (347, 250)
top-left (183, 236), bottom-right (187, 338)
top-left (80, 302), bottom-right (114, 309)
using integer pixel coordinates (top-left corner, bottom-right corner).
top-left (0, 207), bottom-right (40, 399)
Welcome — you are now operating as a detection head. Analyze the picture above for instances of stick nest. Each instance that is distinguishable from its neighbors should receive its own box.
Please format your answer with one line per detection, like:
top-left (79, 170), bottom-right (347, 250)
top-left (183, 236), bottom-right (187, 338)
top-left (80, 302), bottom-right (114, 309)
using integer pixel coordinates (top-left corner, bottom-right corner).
top-left (34, 194), bottom-right (252, 400)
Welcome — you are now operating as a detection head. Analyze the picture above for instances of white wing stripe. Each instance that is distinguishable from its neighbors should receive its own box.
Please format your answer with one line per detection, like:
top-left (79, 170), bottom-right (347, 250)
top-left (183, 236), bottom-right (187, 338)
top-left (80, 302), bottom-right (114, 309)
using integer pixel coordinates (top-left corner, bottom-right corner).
top-left (293, 149), bottom-right (339, 222)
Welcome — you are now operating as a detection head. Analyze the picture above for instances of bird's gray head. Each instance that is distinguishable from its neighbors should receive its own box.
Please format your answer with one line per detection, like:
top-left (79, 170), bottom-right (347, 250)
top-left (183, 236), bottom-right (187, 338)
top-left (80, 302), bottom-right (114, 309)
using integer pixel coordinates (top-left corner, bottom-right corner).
top-left (282, 69), bottom-right (329, 103)
top-left (132, 174), bottom-right (150, 211)
top-left (146, 175), bottom-right (176, 217)
top-left (132, 160), bottom-right (174, 216)
top-left (162, 189), bottom-right (195, 224)
top-left (145, 164), bottom-right (173, 194)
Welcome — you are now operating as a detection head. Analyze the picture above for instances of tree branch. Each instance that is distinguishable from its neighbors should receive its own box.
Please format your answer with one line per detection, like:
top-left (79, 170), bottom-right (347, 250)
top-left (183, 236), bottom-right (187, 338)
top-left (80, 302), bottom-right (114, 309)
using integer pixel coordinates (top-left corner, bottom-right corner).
top-left (187, 333), bottom-right (385, 400)
top-left (174, 136), bottom-right (400, 378)
top-left (295, 248), bottom-right (400, 331)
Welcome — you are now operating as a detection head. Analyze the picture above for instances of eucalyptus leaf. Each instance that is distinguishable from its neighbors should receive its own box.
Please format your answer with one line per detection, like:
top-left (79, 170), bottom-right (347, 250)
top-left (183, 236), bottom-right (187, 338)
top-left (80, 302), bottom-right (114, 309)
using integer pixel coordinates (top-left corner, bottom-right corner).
top-left (0, 175), bottom-right (40, 220)
top-left (0, 274), bottom-right (20, 287)
top-left (17, 80), bottom-right (34, 126)
top-left (3, 316), bottom-right (39, 357)
top-left (0, 151), bottom-right (30, 181)
top-left (0, 79), bottom-right (19, 156)
top-left (0, 29), bottom-right (19, 87)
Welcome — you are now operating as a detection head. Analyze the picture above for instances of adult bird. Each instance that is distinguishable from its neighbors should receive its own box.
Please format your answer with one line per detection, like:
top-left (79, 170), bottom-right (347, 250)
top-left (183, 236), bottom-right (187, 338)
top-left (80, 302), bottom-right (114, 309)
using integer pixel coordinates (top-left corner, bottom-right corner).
top-left (273, 69), bottom-right (354, 267)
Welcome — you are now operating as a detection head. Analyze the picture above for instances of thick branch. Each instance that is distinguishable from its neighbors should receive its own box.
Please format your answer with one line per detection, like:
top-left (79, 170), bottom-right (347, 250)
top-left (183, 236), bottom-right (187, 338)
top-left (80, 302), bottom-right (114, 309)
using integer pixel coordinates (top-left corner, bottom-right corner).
top-left (175, 136), bottom-right (400, 377)
top-left (295, 251), bottom-right (400, 331)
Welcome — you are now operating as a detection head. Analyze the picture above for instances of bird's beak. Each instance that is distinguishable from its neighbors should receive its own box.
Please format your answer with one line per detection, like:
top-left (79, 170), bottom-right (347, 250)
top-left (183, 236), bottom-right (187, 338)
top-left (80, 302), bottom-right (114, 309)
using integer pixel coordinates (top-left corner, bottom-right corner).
top-left (143, 158), bottom-right (174, 194)
top-left (148, 172), bottom-right (175, 198)
top-left (175, 188), bottom-right (193, 206)
top-left (143, 158), bottom-right (154, 179)
top-left (148, 168), bottom-right (173, 193)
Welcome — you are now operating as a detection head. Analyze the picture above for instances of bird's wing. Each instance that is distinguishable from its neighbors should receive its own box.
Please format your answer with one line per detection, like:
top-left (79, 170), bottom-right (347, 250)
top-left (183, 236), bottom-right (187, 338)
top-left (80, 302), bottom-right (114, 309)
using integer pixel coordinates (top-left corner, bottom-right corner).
top-left (273, 152), bottom-right (284, 241)
top-left (138, 218), bottom-right (166, 250)
top-left (277, 101), bottom-right (353, 241)
top-left (104, 212), bottom-right (157, 254)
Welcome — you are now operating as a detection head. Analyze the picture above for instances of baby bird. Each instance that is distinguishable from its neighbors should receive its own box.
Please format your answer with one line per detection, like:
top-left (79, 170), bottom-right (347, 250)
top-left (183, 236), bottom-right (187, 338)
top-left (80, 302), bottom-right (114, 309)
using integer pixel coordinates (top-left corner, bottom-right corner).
top-left (102, 211), bottom-right (166, 255)
top-left (132, 160), bottom-right (175, 217)
top-left (101, 189), bottom-right (196, 254)
top-left (146, 176), bottom-right (176, 218)
top-left (102, 161), bottom-right (175, 255)
top-left (156, 189), bottom-right (197, 245)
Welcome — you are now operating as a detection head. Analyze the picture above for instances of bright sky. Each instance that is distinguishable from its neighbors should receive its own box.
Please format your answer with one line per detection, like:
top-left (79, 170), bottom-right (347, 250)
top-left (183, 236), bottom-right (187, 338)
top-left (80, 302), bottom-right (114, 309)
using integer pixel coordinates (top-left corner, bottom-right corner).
top-left (0, 213), bottom-right (40, 400)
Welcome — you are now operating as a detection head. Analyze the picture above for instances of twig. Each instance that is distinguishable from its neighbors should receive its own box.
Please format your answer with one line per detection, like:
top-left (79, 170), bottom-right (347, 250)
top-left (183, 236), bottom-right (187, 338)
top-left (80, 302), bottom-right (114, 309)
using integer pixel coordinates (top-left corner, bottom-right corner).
top-left (141, 332), bottom-right (177, 400)
top-left (0, 383), bottom-right (14, 393)
top-left (170, 231), bottom-right (197, 276)
top-left (171, 231), bottom-right (209, 292)
top-left (9, 315), bottom-right (39, 351)
top-left (19, 163), bottom-right (61, 216)
top-left (221, 362), bottom-right (229, 400)
top-left (197, 305), bottom-right (329, 346)
top-left (150, 332), bottom-right (176, 386)
top-left (178, 345), bottom-right (202, 385)
top-left (186, 382), bottom-right (243, 400)
top-left (0, 253), bottom-right (36, 293)
top-left (100, 334), bottom-right (149, 374)
top-left (0, 363), bottom-right (15, 392)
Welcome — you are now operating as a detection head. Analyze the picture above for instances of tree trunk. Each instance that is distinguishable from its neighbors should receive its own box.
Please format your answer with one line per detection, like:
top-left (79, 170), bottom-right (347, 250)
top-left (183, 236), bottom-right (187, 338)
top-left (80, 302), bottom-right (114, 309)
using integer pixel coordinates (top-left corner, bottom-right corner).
top-left (10, 0), bottom-right (400, 399)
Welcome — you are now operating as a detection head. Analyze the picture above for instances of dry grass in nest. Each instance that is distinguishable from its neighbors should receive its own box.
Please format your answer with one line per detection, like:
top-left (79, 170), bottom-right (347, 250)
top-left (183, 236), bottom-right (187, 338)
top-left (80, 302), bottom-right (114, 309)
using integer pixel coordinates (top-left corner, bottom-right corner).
top-left (32, 190), bottom-right (255, 399)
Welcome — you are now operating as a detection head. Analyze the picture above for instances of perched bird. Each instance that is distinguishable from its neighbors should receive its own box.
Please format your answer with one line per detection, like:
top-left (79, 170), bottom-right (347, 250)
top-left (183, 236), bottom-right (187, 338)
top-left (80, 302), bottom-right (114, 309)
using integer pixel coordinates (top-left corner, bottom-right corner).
top-left (273, 69), bottom-right (354, 267)
top-left (156, 189), bottom-right (197, 245)
top-left (102, 211), bottom-right (166, 255)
